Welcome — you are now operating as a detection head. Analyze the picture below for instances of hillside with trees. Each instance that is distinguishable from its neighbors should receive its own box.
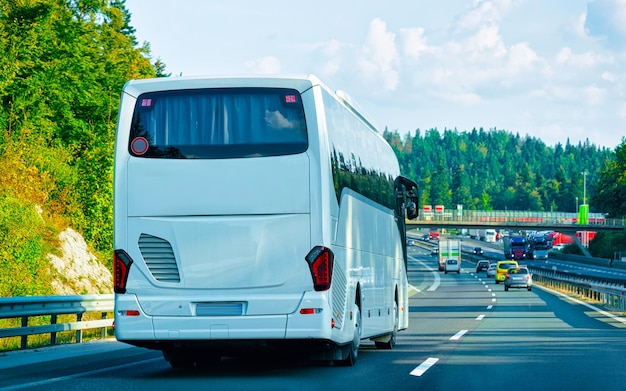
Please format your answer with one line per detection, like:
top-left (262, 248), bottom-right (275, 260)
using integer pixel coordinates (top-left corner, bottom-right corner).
top-left (0, 0), bottom-right (161, 296)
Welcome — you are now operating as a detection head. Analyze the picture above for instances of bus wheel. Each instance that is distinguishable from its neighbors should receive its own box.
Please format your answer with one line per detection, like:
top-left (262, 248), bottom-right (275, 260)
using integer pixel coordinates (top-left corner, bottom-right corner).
top-left (337, 303), bottom-right (361, 366)
top-left (375, 302), bottom-right (397, 350)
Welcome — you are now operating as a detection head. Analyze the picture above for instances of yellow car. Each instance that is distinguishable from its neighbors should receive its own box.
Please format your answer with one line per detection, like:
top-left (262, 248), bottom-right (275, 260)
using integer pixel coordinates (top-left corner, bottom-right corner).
top-left (495, 260), bottom-right (518, 284)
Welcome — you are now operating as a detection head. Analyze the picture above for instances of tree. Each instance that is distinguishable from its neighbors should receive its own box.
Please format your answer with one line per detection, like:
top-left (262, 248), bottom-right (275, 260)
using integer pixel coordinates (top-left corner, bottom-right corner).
top-left (429, 158), bottom-right (452, 207)
top-left (592, 138), bottom-right (626, 218)
top-left (451, 164), bottom-right (473, 209)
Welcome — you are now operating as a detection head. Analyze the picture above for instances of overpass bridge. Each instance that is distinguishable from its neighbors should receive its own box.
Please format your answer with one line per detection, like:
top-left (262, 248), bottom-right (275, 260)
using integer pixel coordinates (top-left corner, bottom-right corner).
top-left (406, 210), bottom-right (625, 232)
top-left (406, 210), bottom-right (625, 258)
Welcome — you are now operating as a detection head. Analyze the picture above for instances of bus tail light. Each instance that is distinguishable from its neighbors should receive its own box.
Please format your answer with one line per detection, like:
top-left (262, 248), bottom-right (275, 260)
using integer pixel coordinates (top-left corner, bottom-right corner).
top-left (114, 250), bottom-right (133, 294)
top-left (305, 246), bottom-right (334, 291)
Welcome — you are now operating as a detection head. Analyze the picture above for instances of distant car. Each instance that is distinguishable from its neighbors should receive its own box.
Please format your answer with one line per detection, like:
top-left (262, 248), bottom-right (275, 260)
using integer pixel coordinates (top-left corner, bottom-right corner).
top-left (486, 263), bottom-right (497, 278)
top-left (495, 260), bottom-right (518, 284)
top-left (473, 246), bottom-right (484, 255)
top-left (504, 266), bottom-right (533, 291)
top-left (476, 260), bottom-right (490, 272)
top-left (407, 239), bottom-right (414, 246)
top-left (430, 247), bottom-right (439, 256)
top-left (444, 259), bottom-right (460, 274)
top-left (421, 234), bottom-right (430, 241)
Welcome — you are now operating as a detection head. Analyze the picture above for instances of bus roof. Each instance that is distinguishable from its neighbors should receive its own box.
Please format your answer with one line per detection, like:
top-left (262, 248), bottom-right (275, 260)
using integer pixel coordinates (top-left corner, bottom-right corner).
top-left (121, 74), bottom-right (380, 133)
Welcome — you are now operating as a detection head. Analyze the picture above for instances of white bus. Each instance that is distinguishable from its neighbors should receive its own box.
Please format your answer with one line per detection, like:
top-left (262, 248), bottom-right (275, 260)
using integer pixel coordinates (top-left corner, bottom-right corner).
top-left (113, 75), bottom-right (418, 368)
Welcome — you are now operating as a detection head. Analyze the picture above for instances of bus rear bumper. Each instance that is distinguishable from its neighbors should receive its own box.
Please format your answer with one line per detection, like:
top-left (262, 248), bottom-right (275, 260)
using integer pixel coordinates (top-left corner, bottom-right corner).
top-left (114, 294), bottom-right (336, 343)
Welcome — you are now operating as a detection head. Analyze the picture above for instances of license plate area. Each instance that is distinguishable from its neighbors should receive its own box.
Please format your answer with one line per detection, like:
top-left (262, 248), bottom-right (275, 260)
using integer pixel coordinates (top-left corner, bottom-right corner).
top-left (195, 302), bottom-right (246, 316)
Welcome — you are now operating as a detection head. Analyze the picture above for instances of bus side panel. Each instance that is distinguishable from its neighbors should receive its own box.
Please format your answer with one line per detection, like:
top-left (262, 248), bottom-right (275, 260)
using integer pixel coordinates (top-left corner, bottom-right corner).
top-left (334, 189), bottom-right (406, 339)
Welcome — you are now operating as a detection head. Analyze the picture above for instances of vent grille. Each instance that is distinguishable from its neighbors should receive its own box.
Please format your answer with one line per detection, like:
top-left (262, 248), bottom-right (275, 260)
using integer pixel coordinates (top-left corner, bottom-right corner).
top-left (138, 234), bottom-right (181, 283)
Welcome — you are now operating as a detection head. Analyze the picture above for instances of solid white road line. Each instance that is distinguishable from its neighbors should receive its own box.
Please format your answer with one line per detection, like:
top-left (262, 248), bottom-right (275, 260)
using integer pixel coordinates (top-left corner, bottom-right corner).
top-left (409, 256), bottom-right (440, 291)
top-left (410, 357), bottom-right (439, 377)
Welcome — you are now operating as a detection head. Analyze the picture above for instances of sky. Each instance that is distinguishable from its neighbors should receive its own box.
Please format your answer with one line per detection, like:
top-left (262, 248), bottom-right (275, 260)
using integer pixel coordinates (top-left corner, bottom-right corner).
top-left (123, 0), bottom-right (626, 149)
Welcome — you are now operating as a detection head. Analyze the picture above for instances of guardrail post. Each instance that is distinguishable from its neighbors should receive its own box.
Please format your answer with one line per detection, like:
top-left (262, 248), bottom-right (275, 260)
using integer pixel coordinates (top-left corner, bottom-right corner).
top-left (21, 316), bottom-right (28, 350)
top-left (101, 312), bottom-right (107, 339)
top-left (51, 314), bottom-right (57, 345)
top-left (76, 313), bottom-right (83, 343)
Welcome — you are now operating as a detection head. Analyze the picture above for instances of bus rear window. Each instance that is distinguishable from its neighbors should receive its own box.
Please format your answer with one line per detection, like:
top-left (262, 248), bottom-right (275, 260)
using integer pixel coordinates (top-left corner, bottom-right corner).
top-left (129, 88), bottom-right (307, 159)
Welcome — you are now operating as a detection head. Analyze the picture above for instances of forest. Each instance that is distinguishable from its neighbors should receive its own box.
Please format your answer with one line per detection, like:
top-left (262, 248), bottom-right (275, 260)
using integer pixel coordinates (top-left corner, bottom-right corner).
top-left (0, 1), bottom-right (624, 297)
top-left (382, 128), bottom-right (616, 214)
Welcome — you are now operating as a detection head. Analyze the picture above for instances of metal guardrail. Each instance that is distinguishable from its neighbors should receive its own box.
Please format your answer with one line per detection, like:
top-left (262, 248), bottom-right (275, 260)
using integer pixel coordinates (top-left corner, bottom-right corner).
top-left (529, 268), bottom-right (626, 312)
top-left (0, 294), bottom-right (114, 350)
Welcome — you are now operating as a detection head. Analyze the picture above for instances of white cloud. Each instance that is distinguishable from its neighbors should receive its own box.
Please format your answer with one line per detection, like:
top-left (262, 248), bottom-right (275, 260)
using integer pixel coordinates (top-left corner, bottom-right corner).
top-left (458, 1), bottom-right (500, 30)
top-left (466, 25), bottom-right (507, 60)
top-left (601, 71), bottom-right (616, 82)
top-left (358, 18), bottom-right (399, 91)
top-left (400, 27), bottom-right (428, 61)
top-left (555, 47), bottom-right (604, 68)
top-left (507, 42), bottom-right (539, 74)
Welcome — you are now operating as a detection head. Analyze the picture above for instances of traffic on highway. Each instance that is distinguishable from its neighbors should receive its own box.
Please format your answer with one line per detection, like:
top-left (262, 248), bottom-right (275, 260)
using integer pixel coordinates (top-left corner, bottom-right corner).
top-left (2, 233), bottom-right (626, 390)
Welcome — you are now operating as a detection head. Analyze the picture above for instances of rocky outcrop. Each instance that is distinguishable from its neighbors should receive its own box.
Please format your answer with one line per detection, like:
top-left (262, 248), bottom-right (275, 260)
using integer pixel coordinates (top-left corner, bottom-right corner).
top-left (48, 228), bottom-right (112, 295)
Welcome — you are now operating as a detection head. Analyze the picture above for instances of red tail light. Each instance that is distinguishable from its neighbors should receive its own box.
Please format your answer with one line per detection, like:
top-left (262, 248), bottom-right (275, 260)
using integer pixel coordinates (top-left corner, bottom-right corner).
top-left (114, 250), bottom-right (133, 294)
top-left (305, 246), bottom-right (334, 291)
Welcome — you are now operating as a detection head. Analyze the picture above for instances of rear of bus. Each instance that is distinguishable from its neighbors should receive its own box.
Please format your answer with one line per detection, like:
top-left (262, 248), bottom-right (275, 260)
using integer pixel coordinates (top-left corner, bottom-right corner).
top-left (113, 76), bottom-right (340, 364)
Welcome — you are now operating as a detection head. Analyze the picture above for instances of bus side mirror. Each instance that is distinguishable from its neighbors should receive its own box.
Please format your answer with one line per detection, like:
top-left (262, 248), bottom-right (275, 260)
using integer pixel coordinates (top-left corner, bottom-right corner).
top-left (394, 176), bottom-right (419, 220)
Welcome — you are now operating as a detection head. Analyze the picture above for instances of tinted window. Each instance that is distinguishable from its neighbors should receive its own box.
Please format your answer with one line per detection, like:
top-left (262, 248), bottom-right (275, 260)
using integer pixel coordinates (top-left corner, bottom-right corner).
top-left (129, 88), bottom-right (307, 159)
top-left (324, 90), bottom-right (397, 210)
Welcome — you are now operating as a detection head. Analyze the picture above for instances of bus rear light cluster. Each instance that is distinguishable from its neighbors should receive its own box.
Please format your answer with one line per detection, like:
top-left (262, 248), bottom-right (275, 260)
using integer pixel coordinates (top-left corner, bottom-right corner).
top-left (305, 246), bottom-right (334, 291)
top-left (114, 249), bottom-right (133, 294)
top-left (299, 308), bottom-right (323, 315)
top-left (118, 309), bottom-right (140, 316)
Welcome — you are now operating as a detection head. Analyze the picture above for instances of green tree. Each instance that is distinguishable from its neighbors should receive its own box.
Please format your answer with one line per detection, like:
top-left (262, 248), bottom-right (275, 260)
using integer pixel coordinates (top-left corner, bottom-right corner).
top-left (451, 164), bottom-right (474, 209)
top-left (429, 158), bottom-right (452, 207)
top-left (592, 138), bottom-right (626, 218)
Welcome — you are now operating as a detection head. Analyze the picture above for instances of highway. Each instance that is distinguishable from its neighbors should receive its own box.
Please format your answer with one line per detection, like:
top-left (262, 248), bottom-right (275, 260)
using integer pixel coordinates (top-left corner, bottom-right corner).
top-left (2, 245), bottom-right (626, 390)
